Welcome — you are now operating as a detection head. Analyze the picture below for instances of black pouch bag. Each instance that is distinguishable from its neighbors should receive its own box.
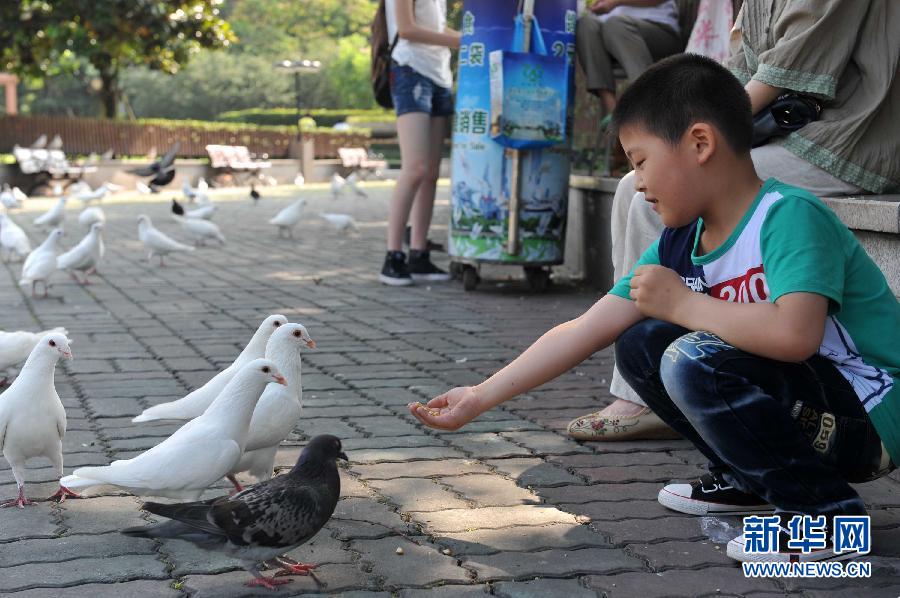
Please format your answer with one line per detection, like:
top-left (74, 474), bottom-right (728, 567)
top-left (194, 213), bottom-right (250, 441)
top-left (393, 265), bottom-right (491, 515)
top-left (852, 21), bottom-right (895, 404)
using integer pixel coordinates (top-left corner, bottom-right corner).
top-left (752, 93), bottom-right (822, 148)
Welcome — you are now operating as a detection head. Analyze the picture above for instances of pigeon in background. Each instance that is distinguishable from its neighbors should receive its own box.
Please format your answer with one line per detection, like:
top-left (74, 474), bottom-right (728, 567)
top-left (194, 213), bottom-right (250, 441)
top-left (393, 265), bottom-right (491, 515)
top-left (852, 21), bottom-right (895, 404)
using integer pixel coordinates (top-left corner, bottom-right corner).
top-left (182, 179), bottom-right (200, 202)
top-left (47, 134), bottom-right (63, 151)
top-left (250, 183), bottom-right (260, 206)
top-left (0, 332), bottom-right (77, 508)
top-left (33, 197), bottom-right (66, 229)
top-left (78, 206), bottom-right (106, 229)
top-left (319, 213), bottom-right (357, 232)
top-left (137, 214), bottom-right (195, 266)
top-left (30, 134), bottom-right (47, 149)
top-left (61, 359), bottom-right (286, 500)
top-left (128, 142), bottom-right (179, 191)
top-left (294, 173), bottom-right (305, 187)
top-left (57, 222), bottom-right (104, 285)
top-left (269, 199), bottom-right (306, 239)
top-left (226, 323), bottom-right (315, 493)
top-left (121, 435), bottom-right (346, 590)
top-left (330, 173), bottom-right (346, 199)
top-left (1, 184), bottom-right (22, 209)
top-left (0, 326), bottom-right (68, 386)
top-left (136, 181), bottom-right (153, 194)
top-left (20, 228), bottom-right (64, 298)
top-left (132, 315), bottom-right (288, 422)
top-left (171, 212), bottom-right (225, 245)
top-left (74, 182), bottom-right (120, 204)
top-left (345, 172), bottom-right (368, 198)
top-left (172, 198), bottom-right (215, 220)
top-left (0, 213), bottom-right (32, 262)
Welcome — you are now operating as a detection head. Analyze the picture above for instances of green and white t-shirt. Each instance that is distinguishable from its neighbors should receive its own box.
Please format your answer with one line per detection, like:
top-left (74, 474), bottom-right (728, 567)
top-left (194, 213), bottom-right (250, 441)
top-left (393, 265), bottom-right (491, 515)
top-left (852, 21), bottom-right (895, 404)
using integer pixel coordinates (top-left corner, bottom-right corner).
top-left (610, 178), bottom-right (900, 462)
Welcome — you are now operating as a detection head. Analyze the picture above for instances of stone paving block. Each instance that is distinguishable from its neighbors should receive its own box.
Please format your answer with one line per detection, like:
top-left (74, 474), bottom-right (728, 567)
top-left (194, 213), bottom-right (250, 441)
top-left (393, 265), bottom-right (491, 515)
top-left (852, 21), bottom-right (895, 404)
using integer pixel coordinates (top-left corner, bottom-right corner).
top-left (627, 539), bottom-right (733, 569)
top-left (0, 503), bottom-right (59, 541)
top-left (162, 537), bottom-right (245, 576)
top-left (352, 536), bottom-right (470, 588)
top-left (493, 578), bottom-right (598, 598)
top-left (353, 459), bottom-right (494, 481)
top-left (575, 463), bottom-right (706, 484)
top-left (399, 585), bottom-right (490, 597)
top-left (444, 433), bottom-right (533, 459)
top-left (348, 446), bottom-right (468, 464)
top-left (440, 474), bottom-right (539, 508)
top-left (550, 452), bottom-right (685, 469)
top-left (411, 505), bottom-right (578, 532)
top-left (342, 435), bottom-right (446, 451)
top-left (368, 477), bottom-right (471, 512)
top-left (536, 482), bottom-right (661, 504)
top-left (446, 419), bottom-right (544, 434)
top-left (181, 570), bottom-right (321, 597)
top-left (334, 497), bottom-right (407, 526)
top-left (499, 430), bottom-right (592, 455)
top-left (485, 458), bottom-right (585, 488)
top-left (60, 495), bottom-right (148, 534)
top-left (1, 580), bottom-right (181, 598)
top-left (463, 547), bottom-right (642, 581)
top-left (560, 499), bottom-right (679, 522)
top-left (591, 515), bottom-right (706, 545)
top-left (293, 419), bottom-right (365, 439)
top-left (303, 405), bottom-right (394, 419)
top-left (0, 555), bottom-right (169, 592)
top-left (0, 532), bottom-right (156, 567)
top-left (435, 524), bottom-right (612, 555)
top-left (585, 566), bottom-right (781, 597)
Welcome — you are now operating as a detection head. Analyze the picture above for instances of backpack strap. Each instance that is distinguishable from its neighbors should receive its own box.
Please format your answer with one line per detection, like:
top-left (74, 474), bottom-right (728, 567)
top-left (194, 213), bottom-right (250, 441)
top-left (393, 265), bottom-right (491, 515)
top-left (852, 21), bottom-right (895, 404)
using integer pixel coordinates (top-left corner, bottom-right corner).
top-left (388, 33), bottom-right (399, 54)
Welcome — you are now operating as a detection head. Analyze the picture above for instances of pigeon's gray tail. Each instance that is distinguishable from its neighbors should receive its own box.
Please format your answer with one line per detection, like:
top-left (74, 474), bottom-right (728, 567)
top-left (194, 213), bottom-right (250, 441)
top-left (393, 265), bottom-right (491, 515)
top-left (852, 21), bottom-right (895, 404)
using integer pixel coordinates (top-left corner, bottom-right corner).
top-left (121, 521), bottom-right (224, 547)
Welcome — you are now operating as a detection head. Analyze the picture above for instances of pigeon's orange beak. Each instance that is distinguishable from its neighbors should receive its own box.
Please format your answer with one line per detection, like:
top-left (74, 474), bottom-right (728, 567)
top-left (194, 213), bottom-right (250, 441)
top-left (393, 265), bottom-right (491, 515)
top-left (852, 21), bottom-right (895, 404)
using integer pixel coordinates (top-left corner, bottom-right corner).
top-left (274, 374), bottom-right (287, 386)
top-left (61, 349), bottom-right (73, 360)
top-left (305, 338), bottom-right (317, 350)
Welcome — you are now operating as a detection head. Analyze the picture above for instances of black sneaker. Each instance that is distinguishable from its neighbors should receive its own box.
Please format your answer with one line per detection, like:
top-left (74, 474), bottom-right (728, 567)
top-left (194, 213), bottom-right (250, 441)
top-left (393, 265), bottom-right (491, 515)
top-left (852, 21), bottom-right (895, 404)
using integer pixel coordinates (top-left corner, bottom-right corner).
top-left (380, 251), bottom-right (413, 286)
top-left (408, 249), bottom-right (451, 282)
top-left (658, 472), bottom-right (774, 515)
top-left (726, 512), bottom-right (859, 563)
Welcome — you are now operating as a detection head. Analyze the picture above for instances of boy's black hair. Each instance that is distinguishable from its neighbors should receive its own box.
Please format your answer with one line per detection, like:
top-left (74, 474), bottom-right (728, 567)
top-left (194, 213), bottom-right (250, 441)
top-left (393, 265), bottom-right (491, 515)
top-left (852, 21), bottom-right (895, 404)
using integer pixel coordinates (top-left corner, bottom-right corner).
top-left (610, 53), bottom-right (753, 154)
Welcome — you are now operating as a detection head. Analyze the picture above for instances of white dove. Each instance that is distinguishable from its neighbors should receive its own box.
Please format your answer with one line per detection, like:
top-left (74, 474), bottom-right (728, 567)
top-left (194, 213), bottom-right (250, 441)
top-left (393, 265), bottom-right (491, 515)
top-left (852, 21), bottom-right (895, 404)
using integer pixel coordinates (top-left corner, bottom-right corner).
top-left (0, 326), bottom-right (68, 386)
top-left (60, 359), bottom-right (286, 500)
top-left (78, 206), bottom-right (106, 229)
top-left (0, 213), bottom-right (32, 262)
top-left (182, 179), bottom-right (199, 202)
top-left (320, 212), bottom-right (357, 232)
top-left (226, 323), bottom-right (316, 493)
top-left (0, 184), bottom-right (21, 209)
top-left (33, 197), bottom-right (67, 229)
top-left (57, 222), bottom-right (104, 284)
top-left (132, 315), bottom-right (288, 422)
top-left (330, 173), bottom-right (346, 198)
top-left (20, 228), bottom-right (64, 297)
top-left (136, 181), bottom-right (153, 194)
top-left (269, 199), bottom-right (306, 239)
top-left (11, 187), bottom-right (27, 204)
top-left (75, 182), bottom-right (119, 204)
top-left (137, 215), bottom-right (194, 266)
top-left (185, 202), bottom-right (216, 220)
top-left (0, 332), bottom-right (76, 508)
top-left (345, 172), bottom-right (368, 198)
top-left (172, 214), bottom-right (225, 246)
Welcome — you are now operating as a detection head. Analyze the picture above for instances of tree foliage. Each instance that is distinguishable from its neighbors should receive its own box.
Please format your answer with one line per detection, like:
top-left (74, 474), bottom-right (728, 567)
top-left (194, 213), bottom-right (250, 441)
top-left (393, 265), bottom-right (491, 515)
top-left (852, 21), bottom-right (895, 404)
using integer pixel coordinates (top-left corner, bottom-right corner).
top-left (1, 0), bottom-right (236, 117)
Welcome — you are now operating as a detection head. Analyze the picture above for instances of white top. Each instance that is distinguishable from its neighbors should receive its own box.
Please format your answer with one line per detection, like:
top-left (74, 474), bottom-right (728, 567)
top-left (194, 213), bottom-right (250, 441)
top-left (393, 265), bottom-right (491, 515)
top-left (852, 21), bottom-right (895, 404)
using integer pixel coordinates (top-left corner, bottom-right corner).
top-left (598, 0), bottom-right (680, 34)
top-left (386, 0), bottom-right (453, 89)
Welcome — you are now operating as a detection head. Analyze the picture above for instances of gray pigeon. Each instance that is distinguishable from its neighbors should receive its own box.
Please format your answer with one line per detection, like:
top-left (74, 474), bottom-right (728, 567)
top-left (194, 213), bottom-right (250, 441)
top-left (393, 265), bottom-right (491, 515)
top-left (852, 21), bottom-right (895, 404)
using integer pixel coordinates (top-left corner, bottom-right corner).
top-left (121, 435), bottom-right (347, 591)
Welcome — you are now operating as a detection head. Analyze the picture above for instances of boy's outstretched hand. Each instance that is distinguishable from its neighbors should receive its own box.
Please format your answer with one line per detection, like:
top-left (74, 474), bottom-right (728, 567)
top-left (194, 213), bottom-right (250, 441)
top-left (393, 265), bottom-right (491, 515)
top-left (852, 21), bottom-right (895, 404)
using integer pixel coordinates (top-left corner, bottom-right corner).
top-left (408, 386), bottom-right (484, 431)
top-left (630, 265), bottom-right (693, 321)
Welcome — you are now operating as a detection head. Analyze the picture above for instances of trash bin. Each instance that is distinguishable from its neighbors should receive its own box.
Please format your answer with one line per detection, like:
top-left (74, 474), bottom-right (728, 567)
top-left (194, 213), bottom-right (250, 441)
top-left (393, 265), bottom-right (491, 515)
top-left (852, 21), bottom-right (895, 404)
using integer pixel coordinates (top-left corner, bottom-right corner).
top-left (449, 0), bottom-right (577, 291)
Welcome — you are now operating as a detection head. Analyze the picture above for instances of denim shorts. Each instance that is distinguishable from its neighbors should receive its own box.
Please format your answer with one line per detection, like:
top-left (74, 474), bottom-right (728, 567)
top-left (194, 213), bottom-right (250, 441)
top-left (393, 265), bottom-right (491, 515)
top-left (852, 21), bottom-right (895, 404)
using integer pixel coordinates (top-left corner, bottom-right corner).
top-left (389, 61), bottom-right (453, 117)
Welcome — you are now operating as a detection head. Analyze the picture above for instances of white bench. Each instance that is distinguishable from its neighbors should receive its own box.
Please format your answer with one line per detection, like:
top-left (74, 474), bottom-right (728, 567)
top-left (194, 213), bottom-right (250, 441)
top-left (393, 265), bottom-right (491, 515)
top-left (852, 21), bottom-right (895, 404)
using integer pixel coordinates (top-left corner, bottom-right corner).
top-left (12, 145), bottom-right (96, 195)
top-left (338, 147), bottom-right (388, 180)
top-left (205, 144), bottom-right (272, 185)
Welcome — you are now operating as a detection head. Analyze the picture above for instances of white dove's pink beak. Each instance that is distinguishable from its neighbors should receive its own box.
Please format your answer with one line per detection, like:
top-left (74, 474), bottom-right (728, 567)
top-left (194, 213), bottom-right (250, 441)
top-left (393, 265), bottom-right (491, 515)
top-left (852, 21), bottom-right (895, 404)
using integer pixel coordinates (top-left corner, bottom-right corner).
top-left (274, 374), bottom-right (287, 386)
top-left (305, 338), bottom-right (317, 349)
top-left (61, 349), bottom-right (73, 360)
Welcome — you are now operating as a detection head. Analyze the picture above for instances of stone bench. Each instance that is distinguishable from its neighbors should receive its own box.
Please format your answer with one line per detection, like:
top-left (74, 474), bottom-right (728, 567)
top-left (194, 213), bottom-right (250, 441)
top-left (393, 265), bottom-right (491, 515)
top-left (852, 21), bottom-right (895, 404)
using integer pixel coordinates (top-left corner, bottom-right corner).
top-left (567, 175), bottom-right (900, 297)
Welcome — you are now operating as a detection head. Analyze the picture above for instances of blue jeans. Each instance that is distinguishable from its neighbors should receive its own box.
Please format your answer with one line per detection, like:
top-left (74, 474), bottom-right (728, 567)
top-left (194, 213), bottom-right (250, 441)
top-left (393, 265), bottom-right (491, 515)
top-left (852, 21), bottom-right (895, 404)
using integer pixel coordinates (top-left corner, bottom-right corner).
top-left (389, 61), bottom-right (453, 117)
top-left (615, 318), bottom-right (891, 517)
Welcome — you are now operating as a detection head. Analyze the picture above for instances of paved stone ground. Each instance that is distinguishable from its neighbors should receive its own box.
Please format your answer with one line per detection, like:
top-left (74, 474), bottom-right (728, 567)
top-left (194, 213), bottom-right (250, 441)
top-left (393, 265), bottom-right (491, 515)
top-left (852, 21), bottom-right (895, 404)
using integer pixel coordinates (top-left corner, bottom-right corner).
top-left (1, 183), bottom-right (899, 597)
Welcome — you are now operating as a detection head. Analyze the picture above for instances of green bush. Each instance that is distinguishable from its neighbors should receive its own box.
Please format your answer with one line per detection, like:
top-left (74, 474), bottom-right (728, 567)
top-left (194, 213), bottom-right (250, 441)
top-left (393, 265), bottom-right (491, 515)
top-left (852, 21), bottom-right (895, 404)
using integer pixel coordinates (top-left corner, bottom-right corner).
top-left (218, 107), bottom-right (393, 128)
top-left (346, 113), bottom-right (396, 125)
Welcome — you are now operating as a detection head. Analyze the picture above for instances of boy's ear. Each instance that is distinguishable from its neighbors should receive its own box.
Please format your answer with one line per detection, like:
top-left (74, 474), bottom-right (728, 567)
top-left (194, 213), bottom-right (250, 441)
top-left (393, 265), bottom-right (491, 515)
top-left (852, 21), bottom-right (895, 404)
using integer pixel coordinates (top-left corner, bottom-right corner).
top-left (685, 123), bottom-right (716, 165)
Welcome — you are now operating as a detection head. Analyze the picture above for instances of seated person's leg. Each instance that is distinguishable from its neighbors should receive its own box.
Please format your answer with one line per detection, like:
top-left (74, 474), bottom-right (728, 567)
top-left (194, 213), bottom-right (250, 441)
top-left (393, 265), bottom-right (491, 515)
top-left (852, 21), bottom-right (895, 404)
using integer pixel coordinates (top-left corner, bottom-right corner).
top-left (752, 144), bottom-right (865, 197)
top-left (575, 12), bottom-right (617, 106)
top-left (600, 15), bottom-right (683, 83)
top-left (654, 329), bottom-right (885, 519)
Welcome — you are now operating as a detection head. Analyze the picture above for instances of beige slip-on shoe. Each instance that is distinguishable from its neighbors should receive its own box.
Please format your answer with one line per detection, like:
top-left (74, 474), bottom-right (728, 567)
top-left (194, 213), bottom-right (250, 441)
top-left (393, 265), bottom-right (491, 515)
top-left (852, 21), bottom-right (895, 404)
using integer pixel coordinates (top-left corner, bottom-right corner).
top-left (566, 407), bottom-right (681, 441)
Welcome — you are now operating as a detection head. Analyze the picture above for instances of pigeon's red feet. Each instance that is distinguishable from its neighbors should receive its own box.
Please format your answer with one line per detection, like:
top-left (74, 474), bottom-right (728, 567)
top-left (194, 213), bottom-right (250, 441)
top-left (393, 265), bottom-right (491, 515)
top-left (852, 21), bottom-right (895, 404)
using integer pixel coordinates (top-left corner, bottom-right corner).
top-left (47, 485), bottom-right (82, 503)
top-left (245, 576), bottom-right (292, 590)
top-left (1, 488), bottom-right (36, 509)
top-left (227, 475), bottom-right (244, 496)
top-left (273, 562), bottom-right (317, 577)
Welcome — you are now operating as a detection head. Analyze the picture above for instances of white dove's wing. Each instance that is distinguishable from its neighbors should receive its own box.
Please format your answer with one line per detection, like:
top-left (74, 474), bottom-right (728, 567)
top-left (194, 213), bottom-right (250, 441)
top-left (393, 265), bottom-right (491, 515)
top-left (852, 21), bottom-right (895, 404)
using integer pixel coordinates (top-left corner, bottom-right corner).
top-left (132, 363), bottom-right (237, 422)
top-left (20, 249), bottom-right (57, 283)
top-left (145, 227), bottom-right (193, 253)
top-left (67, 423), bottom-right (241, 493)
top-left (57, 236), bottom-right (94, 270)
